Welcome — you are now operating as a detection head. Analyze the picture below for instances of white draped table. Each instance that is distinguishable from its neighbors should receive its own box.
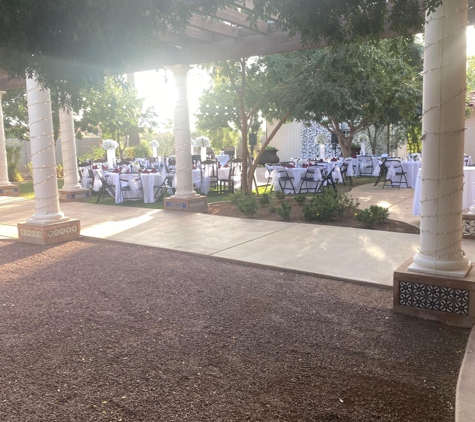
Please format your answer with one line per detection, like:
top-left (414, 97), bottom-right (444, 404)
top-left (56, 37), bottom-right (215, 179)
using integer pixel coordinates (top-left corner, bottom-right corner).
top-left (270, 166), bottom-right (342, 193)
top-left (412, 167), bottom-right (475, 216)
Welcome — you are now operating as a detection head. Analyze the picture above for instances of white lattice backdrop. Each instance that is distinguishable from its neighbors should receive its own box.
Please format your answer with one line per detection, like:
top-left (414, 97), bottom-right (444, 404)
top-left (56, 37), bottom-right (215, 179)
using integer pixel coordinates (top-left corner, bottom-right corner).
top-left (300, 122), bottom-right (341, 159)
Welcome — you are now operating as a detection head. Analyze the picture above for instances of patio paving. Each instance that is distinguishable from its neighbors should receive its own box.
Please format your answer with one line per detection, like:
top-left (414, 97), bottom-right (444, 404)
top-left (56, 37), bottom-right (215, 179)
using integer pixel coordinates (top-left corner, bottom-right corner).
top-left (0, 185), bottom-right (474, 288)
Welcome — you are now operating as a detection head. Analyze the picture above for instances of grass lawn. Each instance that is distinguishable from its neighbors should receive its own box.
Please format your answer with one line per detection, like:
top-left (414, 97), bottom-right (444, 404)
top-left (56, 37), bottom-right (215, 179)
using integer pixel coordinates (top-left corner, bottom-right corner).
top-left (19, 179), bottom-right (64, 199)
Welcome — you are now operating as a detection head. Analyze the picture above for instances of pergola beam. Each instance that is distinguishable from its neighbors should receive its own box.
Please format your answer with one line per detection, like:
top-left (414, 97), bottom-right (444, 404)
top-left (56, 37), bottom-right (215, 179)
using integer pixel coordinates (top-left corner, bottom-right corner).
top-left (213, 8), bottom-right (268, 34)
top-left (188, 14), bottom-right (239, 38)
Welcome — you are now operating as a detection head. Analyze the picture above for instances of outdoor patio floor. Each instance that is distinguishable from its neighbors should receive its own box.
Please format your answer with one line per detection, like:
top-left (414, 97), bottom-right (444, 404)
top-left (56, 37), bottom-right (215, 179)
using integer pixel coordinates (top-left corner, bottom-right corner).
top-left (0, 185), bottom-right (473, 288)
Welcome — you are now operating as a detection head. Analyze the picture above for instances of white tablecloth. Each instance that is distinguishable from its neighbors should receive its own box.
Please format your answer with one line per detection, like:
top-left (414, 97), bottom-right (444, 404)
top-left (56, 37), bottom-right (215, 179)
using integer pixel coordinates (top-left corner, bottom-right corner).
top-left (371, 160), bottom-right (421, 188)
top-left (271, 166), bottom-right (323, 194)
top-left (354, 157), bottom-right (379, 176)
top-left (216, 155), bottom-right (230, 166)
top-left (412, 167), bottom-right (475, 215)
top-left (105, 172), bottom-right (165, 203)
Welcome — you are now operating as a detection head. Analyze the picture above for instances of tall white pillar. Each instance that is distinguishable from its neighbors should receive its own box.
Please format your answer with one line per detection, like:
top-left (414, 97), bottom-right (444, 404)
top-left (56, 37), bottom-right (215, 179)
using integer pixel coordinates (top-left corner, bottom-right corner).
top-left (0, 91), bottom-right (12, 187)
top-left (169, 65), bottom-right (197, 198)
top-left (59, 105), bottom-right (81, 190)
top-left (25, 76), bottom-right (67, 224)
top-left (409, 0), bottom-right (470, 276)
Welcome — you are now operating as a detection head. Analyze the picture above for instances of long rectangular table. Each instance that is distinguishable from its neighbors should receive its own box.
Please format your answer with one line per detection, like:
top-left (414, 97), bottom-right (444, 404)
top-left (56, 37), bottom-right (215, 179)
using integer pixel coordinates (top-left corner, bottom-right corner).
top-left (412, 167), bottom-right (475, 215)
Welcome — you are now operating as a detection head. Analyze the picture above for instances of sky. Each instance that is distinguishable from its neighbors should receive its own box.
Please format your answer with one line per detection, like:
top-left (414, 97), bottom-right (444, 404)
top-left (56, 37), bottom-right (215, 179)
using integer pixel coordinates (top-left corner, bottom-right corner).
top-left (134, 25), bottom-right (475, 133)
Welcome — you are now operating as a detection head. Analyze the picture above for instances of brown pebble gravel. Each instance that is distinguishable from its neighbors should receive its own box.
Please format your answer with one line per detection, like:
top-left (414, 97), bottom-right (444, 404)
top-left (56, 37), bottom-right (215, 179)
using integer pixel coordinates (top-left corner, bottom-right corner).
top-left (0, 237), bottom-right (469, 422)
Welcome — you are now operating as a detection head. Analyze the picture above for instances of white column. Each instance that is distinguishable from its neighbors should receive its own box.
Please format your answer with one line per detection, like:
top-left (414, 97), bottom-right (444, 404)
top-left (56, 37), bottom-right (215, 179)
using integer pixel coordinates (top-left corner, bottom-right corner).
top-left (409, 0), bottom-right (470, 276)
top-left (59, 105), bottom-right (81, 190)
top-left (0, 91), bottom-right (12, 186)
top-left (169, 65), bottom-right (197, 198)
top-left (26, 76), bottom-right (68, 224)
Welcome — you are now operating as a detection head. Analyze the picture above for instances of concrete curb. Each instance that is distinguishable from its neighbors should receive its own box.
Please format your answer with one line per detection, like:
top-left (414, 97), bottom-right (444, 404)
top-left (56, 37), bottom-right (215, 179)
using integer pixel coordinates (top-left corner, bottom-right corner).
top-left (456, 325), bottom-right (475, 422)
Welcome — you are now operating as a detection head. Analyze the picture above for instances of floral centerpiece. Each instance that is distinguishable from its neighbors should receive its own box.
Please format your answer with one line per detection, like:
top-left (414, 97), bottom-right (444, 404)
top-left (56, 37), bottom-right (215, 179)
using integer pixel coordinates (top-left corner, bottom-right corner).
top-left (357, 134), bottom-right (369, 144)
top-left (102, 139), bottom-right (118, 167)
top-left (150, 139), bottom-right (159, 157)
top-left (315, 133), bottom-right (327, 144)
top-left (357, 133), bottom-right (369, 156)
top-left (102, 139), bottom-right (119, 150)
top-left (194, 136), bottom-right (210, 148)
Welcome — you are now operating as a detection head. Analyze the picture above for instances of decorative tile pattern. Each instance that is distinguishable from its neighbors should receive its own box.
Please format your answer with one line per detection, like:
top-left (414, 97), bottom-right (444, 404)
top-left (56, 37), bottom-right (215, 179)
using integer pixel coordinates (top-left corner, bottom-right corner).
top-left (47, 225), bottom-right (78, 237)
top-left (0, 188), bottom-right (19, 194)
top-left (19, 229), bottom-right (43, 238)
top-left (462, 219), bottom-right (475, 236)
top-left (399, 281), bottom-right (469, 315)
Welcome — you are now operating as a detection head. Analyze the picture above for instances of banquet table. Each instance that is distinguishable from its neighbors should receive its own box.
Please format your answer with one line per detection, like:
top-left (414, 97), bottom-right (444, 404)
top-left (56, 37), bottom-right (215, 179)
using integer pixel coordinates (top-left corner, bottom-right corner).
top-left (412, 167), bottom-right (475, 215)
top-left (215, 155), bottom-right (230, 167)
top-left (270, 166), bottom-right (324, 194)
top-left (371, 160), bottom-right (422, 188)
top-left (104, 171), bottom-right (165, 203)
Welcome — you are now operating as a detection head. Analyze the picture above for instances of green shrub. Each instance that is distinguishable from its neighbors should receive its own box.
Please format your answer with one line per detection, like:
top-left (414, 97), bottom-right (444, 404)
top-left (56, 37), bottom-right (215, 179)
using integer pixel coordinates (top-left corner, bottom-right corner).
top-left (259, 193), bottom-right (270, 206)
top-left (356, 205), bottom-right (389, 228)
top-left (275, 190), bottom-right (286, 200)
top-left (294, 194), bottom-right (307, 206)
top-left (237, 195), bottom-right (259, 218)
top-left (277, 202), bottom-right (292, 221)
top-left (6, 144), bottom-right (23, 182)
top-left (78, 146), bottom-right (105, 162)
top-left (303, 192), bottom-right (359, 223)
top-left (56, 163), bottom-right (63, 178)
top-left (228, 192), bottom-right (243, 206)
top-left (123, 140), bottom-right (153, 159)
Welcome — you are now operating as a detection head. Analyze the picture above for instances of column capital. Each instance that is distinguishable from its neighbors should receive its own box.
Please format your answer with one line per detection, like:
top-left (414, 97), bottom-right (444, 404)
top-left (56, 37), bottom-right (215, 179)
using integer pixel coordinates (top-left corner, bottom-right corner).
top-left (168, 65), bottom-right (193, 77)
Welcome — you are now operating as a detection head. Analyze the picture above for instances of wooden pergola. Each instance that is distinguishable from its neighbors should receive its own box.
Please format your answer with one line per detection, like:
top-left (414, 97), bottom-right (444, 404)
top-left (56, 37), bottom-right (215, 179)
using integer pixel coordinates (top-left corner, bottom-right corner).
top-left (1, 0), bottom-right (473, 88)
top-left (1, 0), bottom-right (475, 326)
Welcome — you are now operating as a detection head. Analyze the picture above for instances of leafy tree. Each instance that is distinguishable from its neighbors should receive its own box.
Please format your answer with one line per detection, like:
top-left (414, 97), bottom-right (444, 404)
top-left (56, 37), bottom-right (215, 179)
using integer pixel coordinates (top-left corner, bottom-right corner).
top-left (467, 56), bottom-right (475, 93)
top-left (1, 87), bottom-right (63, 141)
top-left (250, 0), bottom-right (442, 45)
top-left (290, 39), bottom-right (422, 157)
top-left (76, 77), bottom-right (158, 160)
top-left (197, 53), bottom-right (316, 192)
top-left (0, 0), bottom-right (442, 100)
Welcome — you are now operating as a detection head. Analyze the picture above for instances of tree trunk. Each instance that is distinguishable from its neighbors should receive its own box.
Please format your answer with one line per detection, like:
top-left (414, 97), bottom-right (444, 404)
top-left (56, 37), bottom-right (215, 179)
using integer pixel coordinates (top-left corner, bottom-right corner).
top-left (336, 132), bottom-right (351, 157)
top-left (246, 110), bottom-right (292, 191)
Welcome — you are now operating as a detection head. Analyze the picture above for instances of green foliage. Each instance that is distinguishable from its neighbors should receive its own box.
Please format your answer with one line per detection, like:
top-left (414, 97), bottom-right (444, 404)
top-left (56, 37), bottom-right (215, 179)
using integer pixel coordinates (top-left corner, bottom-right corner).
top-left (56, 163), bottom-right (63, 178)
top-left (123, 140), bottom-right (152, 159)
top-left (303, 192), bottom-right (359, 223)
top-left (76, 77), bottom-right (157, 159)
top-left (275, 190), bottom-right (286, 200)
top-left (277, 202), bottom-right (292, 221)
top-left (294, 195), bottom-right (306, 206)
top-left (228, 192), bottom-right (243, 207)
top-left (78, 146), bottom-right (105, 162)
top-left (237, 195), bottom-right (259, 218)
top-left (259, 193), bottom-right (270, 206)
top-left (356, 206), bottom-right (389, 228)
top-left (6, 144), bottom-right (23, 182)
top-left (467, 56), bottom-right (475, 94)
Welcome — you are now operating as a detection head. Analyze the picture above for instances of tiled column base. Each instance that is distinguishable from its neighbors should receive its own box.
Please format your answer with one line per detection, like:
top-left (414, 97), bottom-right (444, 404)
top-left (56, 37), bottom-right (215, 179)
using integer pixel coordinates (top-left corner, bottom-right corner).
top-left (59, 188), bottom-right (92, 202)
top-left (394, 258), bottom-right (475, 327)
top-left (0, 184), bottom-right (20, 197)
top-left (164, 195), bottom-right (208, 213)
top-left (462, 214), bottom-right (475, 239)
top-left (17, 219), bottom-right (80, 245)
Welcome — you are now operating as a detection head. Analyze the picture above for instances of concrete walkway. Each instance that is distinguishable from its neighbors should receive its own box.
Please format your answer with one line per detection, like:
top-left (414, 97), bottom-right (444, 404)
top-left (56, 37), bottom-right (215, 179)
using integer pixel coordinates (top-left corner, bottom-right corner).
top-left (1, 187), bottom-right (475, 288)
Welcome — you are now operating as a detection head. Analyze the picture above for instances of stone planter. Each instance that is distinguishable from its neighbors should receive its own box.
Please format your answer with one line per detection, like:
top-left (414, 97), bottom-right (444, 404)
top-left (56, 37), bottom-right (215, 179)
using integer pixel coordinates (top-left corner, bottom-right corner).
top-left (258, 149), bottom-right (280, 165)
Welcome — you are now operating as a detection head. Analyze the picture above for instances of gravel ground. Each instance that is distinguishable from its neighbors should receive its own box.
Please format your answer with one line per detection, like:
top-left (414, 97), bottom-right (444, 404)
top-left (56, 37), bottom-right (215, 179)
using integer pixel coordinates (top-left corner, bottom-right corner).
top-left (0, 237), bottom-right (469, 422)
